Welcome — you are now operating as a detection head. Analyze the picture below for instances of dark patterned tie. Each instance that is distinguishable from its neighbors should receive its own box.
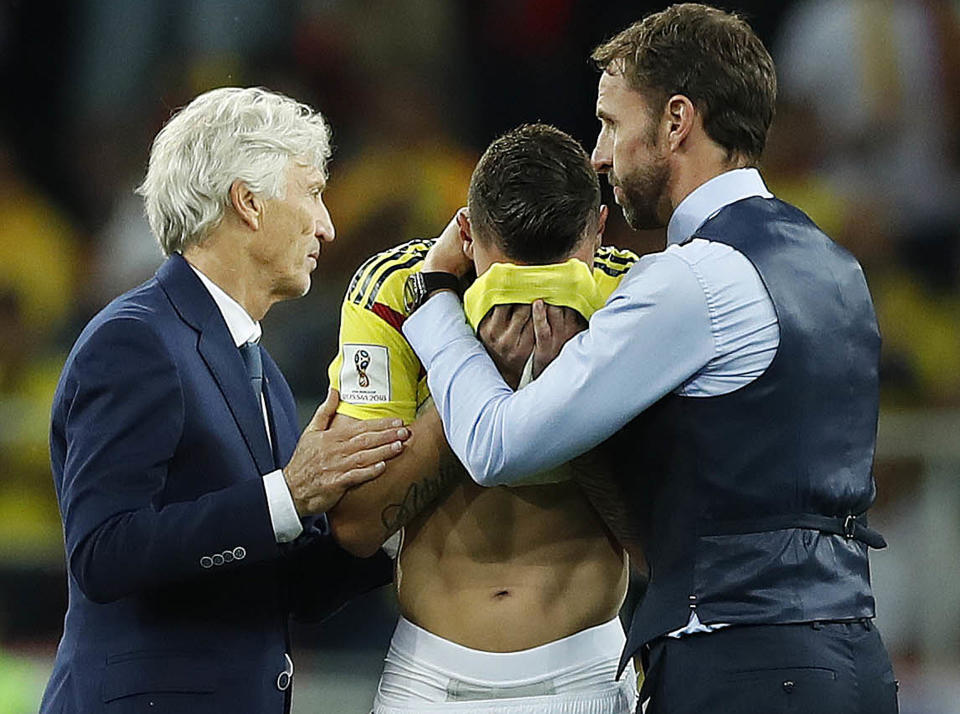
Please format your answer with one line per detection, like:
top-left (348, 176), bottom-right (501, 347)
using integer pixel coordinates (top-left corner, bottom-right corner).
top-left (238, 341), bottom-right (263, 402)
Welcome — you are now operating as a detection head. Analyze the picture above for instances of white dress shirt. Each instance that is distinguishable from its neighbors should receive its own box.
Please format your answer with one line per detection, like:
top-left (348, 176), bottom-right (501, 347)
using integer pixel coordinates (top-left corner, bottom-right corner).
top-left (189, 265), bottom-right (303, 543)
top-left (403, 168), bottom-right (779, 484)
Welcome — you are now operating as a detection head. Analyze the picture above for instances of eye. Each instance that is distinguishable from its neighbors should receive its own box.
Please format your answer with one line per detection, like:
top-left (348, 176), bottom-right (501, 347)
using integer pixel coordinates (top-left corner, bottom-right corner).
top-left (310, 186), bottom-right (323, 200)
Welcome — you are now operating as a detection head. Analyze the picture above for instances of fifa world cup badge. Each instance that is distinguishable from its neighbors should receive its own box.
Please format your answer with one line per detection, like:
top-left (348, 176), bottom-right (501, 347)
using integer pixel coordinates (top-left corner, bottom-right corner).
top-left (340, 344), bottom-right (390, 403)
top-left (355, 349), bottom-right (371, 388)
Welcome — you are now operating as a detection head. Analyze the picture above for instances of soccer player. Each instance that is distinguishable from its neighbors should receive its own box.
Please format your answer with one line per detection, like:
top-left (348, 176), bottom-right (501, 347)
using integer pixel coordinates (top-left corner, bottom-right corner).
top-left (326, 124), bottom-right (640, 713)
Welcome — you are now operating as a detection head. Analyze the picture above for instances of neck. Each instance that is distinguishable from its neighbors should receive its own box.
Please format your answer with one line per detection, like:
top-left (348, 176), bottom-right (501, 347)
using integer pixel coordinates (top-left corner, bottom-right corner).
top-left (183, 236), bottom-right (270, 320)
top-left (667, 143), bottom-right (750, 219)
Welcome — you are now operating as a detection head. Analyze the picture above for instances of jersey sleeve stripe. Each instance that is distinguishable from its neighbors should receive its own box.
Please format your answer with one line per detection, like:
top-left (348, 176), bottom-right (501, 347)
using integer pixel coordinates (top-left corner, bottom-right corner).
top-left (346, 252), bottom-right (388, 302)
top-left (598, 252), bottom-right (636, 266)
top-left (594, 261), bottom-right (631, 278)
top-left (348, 240), bottom-right (432, 305)
top-left (360, 255), bottom-right (425, 308)
top-left (370, 301), bottom-right (407, 334)
top-left (594, 246), bottom-right (639, 277)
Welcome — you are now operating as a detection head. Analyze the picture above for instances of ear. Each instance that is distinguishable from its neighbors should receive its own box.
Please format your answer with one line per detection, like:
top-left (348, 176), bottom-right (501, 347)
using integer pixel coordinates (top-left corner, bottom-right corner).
top-left (595, 204), bottom-right (609, 249)
top-left (665, 94), bottom-right (696, 152)
top-left (457, 208), bottom-right (475, 260)
top-left (230, 179), bottom-right (262, 231)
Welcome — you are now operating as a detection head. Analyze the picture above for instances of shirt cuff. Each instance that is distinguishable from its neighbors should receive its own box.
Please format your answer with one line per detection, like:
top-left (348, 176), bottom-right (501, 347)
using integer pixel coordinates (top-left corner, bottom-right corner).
top-left (402, 291), bottom-right (473, 368)
top-left (262, 470), bottom-right (304, 543)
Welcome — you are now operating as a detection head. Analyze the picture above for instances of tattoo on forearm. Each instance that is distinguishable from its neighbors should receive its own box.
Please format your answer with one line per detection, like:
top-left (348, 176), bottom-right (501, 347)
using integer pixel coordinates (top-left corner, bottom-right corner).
top-left (379, 462), bottom-right (461, 534)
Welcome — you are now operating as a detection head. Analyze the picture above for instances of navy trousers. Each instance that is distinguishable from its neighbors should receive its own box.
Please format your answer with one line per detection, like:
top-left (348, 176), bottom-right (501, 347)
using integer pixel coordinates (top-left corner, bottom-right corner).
top-left (639, 620), bottom-right (898, 714)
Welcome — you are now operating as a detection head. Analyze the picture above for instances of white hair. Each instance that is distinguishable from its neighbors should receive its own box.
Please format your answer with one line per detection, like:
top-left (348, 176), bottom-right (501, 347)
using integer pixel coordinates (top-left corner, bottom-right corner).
top-left (137, 87), bottom-right (332, 256)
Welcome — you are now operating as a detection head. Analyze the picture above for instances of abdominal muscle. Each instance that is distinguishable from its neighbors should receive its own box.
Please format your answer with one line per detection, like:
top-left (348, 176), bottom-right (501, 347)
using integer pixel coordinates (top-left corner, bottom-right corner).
top-left (395, 475), bottom-right (629, 652)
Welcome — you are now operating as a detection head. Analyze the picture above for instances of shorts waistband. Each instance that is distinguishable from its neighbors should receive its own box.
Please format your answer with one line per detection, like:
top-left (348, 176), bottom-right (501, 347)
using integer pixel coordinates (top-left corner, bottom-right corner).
top-left (389, 616), bottom-right (626, 684)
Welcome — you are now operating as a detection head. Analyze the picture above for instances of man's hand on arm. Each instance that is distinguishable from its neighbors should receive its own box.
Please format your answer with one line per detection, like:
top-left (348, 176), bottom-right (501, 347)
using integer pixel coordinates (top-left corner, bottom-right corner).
top-left (326, 407), bottom-right (464, 557)
top-left (283, 389), bottom-right (411, 516)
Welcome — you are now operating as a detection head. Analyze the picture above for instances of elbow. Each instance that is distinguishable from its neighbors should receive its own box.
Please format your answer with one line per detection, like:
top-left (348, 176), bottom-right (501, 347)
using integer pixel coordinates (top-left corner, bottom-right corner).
top-left (463, 450), bottom-right (516, 488)
top-left (470, 468), bottom-right (509, 488)
top-left (69, 546), bottom-right (125, 604)
top-left (327, 513), bottom-right (385, 559)
top-left (67, 522), bottom-right (143, 604)
top-left (82, 584), bottom-right (122, 606)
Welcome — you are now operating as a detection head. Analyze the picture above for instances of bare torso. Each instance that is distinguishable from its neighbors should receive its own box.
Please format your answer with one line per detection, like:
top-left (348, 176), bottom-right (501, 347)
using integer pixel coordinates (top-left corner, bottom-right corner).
top-left (396, 474), bottom-right (629, 652)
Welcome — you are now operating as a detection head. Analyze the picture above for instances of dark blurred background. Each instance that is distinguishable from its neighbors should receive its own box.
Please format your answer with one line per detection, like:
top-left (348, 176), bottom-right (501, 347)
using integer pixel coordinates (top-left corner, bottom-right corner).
top-left (1, 0), bottom-right (958, 711)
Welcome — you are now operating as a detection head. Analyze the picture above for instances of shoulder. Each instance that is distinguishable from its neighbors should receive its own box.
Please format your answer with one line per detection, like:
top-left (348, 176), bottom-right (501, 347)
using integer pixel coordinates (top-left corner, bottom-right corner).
top-left (65, 280), bottom-right (183, 383)
top-left (594, 244), bottom-right (640, 277)
top-left (75, 283), bottom-right (169, 354)
top-left (593, 245), bottom-right (641, 298)
top-left (663, 239), bottom-right (767, 301)
top-left (55, 287), bottom-right (185, 423)
top-left (664, 236), bottom-right (748, 270)
top-left (658, 239), bottom-right (774, 342)
top-left (345, 239), bottom-right (433, 314)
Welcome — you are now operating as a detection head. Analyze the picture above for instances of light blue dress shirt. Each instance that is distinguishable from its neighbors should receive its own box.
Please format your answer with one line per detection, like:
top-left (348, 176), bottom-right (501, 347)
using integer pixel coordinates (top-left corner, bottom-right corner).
top-left (403, 168), bottom-right (780, 487)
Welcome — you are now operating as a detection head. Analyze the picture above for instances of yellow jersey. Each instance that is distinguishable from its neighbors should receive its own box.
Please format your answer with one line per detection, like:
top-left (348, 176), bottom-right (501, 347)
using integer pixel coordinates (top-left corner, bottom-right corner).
top-left (328, 240), bottom-right (639, 423)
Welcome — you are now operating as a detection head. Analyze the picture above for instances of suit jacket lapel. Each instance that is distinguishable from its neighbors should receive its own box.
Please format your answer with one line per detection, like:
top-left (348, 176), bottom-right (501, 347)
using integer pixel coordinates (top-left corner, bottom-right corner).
top-left (156, 255), bottom-right (276, 475)
top-left (198, 329), bottom-right (275, 473)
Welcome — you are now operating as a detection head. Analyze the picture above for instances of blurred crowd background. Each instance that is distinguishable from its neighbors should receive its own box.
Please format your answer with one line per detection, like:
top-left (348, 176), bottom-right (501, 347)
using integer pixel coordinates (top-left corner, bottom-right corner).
top-left (1, 0), bottom-right (959, 711)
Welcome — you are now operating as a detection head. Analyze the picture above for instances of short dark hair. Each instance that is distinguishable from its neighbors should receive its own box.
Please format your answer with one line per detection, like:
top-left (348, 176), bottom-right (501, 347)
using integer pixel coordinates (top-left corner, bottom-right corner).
top-left (467, 123), bottom-right (601, 263)
top-left (591, 3), bottom-right (777, 163)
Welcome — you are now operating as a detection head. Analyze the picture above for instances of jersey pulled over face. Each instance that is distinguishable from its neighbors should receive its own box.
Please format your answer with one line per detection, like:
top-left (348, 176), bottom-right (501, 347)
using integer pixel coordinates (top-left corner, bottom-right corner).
top-left (328, 239), bottom-right (639, 651)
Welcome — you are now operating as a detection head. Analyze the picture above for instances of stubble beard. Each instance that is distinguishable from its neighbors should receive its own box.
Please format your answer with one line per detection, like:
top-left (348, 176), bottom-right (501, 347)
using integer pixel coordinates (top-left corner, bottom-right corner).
top-left (616, 153), bottom-right (671, 231)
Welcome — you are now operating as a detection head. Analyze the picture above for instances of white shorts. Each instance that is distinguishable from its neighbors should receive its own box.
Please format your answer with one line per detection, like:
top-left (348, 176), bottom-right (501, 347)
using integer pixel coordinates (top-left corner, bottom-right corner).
top-left (372, 616), bottom-right (638, 713)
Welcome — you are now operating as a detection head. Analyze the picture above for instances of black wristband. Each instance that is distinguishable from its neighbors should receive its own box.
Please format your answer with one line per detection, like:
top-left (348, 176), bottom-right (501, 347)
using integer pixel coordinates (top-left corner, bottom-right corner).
top-left (403, 271), bottom-right (461, 314)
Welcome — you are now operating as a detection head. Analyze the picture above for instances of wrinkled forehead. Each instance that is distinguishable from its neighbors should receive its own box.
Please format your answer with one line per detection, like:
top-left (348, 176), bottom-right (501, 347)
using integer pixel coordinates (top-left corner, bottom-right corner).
top-left (288, 159), bottom-right (327, 187)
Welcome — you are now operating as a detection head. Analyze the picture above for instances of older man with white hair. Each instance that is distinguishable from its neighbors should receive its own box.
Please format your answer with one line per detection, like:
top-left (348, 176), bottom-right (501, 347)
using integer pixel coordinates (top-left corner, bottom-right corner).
top-left (40, 87), bottom-right (409, 714)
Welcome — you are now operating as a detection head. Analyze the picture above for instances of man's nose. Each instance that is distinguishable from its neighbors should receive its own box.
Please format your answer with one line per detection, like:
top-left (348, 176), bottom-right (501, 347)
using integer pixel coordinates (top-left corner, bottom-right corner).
top-left (591, 145), bottom-right (610, 173)
top-left (316, 203), bottom-right (335, 243)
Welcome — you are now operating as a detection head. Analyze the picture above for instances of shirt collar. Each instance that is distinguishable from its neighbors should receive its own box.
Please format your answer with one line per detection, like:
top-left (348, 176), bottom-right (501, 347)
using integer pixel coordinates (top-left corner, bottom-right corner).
top-left (666, 167), bottom-right (773, 246)
top-left (187, 263), bottom-right (262, 347)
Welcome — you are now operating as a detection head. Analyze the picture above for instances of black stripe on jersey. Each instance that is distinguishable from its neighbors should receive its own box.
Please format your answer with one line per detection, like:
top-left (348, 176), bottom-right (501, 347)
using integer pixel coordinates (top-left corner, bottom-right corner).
top-left (346, 252), bottom-right (388, 302)
top-left (348, 240), bottom-right (432, 305)
top-left (361, 255), bottom-right (425, 309)
top-left (594, 261), bottom-right (630, 278)
top-left (597, 249), bottom-right (635, 266)
top-left (595, 246), bottom-right (638, 277)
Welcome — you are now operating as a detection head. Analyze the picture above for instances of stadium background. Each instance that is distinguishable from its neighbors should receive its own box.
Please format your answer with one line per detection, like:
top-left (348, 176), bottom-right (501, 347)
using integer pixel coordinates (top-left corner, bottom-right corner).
top-left (1, 0), bottom-right (958, 711)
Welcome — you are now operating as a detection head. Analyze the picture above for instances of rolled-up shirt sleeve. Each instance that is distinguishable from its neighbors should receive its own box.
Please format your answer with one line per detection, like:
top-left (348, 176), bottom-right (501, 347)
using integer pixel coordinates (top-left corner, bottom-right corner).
top-left (403, 252), bottom-right (716, 485)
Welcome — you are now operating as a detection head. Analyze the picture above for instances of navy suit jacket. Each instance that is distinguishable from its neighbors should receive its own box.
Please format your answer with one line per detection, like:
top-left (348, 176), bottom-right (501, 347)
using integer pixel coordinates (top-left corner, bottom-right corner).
top-left (41, 255), bottom-right (391, 713)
